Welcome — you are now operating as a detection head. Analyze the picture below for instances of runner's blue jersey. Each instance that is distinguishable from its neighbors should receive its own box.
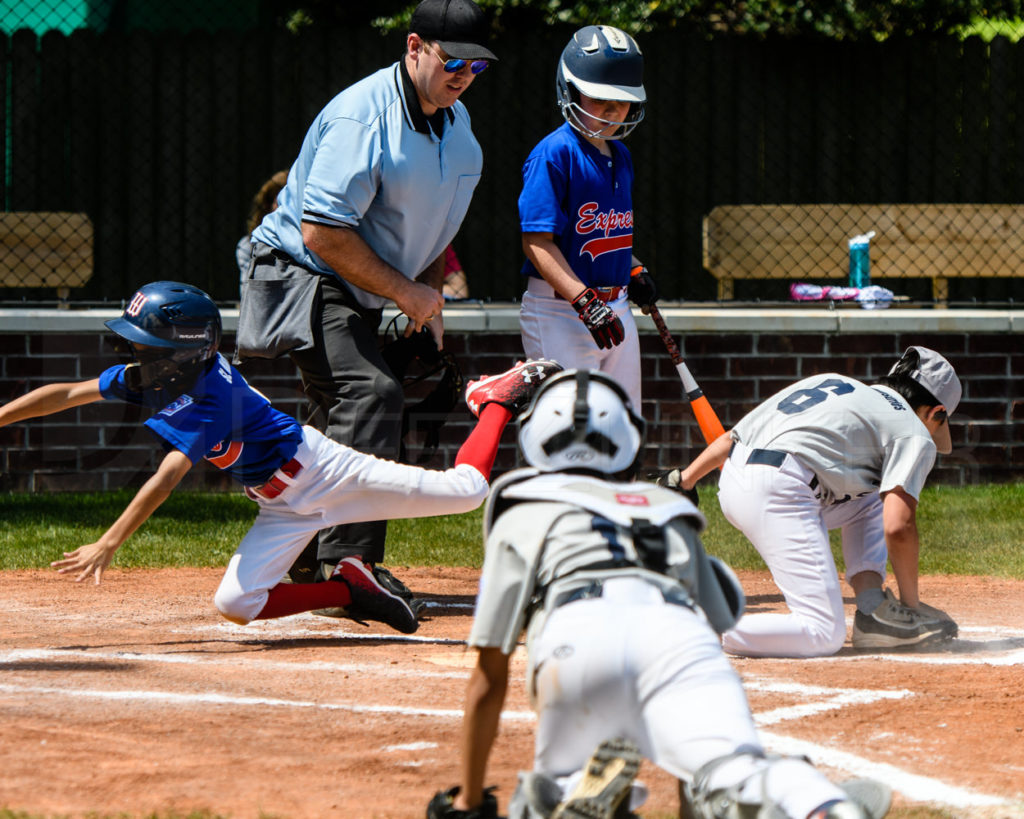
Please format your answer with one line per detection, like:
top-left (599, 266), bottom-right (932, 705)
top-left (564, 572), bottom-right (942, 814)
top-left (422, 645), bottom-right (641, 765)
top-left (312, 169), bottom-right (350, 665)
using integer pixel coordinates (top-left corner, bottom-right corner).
top-left (98, 353), bottom-right (303, 486)
top-left (518, 122), bottom-right (635, 288)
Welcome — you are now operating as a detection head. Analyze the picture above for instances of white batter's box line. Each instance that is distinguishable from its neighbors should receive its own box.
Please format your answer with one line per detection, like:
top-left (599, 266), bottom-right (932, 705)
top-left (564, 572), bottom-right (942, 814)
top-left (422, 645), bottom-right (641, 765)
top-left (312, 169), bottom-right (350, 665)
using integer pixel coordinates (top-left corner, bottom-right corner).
top-left (0, 682), bottom-right (537, 723)
top-left (0, 648), bottom-right (472, 680)
top-left (742, 678), bottom-right (913, 727)
top-left (760, 729), bottom-right (1016, 812)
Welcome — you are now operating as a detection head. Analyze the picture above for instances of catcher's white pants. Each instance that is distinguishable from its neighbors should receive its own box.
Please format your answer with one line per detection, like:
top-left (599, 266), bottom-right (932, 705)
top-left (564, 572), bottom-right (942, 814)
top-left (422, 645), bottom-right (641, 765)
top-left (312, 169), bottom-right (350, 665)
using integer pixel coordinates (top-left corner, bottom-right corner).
top-left (214, 426), bottom-right (488, 623)
top-left (718, 441), bottom-right (888, 658)
top-left (527, 577), bottom-right (846, 819)
top-left (519, 277), bottom-right (641, 408)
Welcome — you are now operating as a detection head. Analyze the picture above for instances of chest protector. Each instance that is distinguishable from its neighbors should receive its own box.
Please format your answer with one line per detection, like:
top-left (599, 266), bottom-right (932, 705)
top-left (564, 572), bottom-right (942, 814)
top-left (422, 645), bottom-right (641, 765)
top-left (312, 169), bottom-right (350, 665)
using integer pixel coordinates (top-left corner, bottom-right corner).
top-left (484, 469), bottom-right (745, 635)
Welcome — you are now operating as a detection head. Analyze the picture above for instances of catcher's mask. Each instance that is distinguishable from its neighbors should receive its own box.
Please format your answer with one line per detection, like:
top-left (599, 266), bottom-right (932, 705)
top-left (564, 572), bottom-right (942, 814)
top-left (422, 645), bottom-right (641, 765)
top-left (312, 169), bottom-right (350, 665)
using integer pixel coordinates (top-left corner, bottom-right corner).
top-left (556, 25), bottom-right (646, 140)
top-left (518, 368), bottom-right (645, 476)
top-left (105, 280), bottom-right (222, 392)
top-left (380, 320), bottom-right (463, 465)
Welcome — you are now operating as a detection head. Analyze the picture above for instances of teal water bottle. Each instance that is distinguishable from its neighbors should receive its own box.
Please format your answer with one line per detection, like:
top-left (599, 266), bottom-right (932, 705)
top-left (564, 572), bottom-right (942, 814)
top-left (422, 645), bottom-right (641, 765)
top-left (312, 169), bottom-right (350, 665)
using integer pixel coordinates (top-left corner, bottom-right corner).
top-left (848, 231), bottom-right (875, 288)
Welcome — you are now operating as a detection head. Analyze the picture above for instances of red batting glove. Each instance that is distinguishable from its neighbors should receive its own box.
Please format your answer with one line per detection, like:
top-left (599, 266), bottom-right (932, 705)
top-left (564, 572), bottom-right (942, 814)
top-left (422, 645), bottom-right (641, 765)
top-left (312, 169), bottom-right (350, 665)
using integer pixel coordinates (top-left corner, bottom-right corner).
top-left (572, 288), bottom-right (625, 350)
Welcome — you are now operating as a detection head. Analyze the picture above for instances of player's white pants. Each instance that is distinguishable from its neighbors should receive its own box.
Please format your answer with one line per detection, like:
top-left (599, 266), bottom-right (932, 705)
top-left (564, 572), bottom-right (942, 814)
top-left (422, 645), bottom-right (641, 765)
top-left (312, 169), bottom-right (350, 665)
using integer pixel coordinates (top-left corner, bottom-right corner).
top-left (519, 277), bottom-right (641, 408)
top-left (527, 577), bottom-right (846, 819)
top-left (718, 441), bottom-right (888, 658)
top-left (214, 426), bottom-right (488, 623)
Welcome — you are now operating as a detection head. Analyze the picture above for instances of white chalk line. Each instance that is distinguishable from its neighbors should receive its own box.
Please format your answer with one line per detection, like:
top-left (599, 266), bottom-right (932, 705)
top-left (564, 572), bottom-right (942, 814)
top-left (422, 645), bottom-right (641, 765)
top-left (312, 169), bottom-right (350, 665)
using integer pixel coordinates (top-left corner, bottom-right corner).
top-left (759, 730), bottom-right (1015, 811)
top-left (0, 675), bottom-right (1011, 811)
top-left (743, 679), bottom-right (914, 726)
top-left (0, 682), bottom-right (536, 722)
top-left (5, 621), bottom-right (1022, 812)
top-left (0, 647), bottom-right (471, 680)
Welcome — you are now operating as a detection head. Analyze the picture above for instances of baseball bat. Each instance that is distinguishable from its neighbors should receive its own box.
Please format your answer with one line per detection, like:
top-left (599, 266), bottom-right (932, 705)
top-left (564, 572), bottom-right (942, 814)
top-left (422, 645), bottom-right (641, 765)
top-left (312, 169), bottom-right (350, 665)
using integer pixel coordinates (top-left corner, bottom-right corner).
top-left (645, 301), bottom-right (726, 446)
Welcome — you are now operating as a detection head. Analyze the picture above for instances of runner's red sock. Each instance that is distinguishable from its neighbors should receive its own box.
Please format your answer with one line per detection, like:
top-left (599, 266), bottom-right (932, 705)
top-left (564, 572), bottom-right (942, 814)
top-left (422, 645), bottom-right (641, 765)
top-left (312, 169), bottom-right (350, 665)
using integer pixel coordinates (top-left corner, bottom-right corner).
top-left (454, 403), bottom-right (512, 480)
top-left (255, 578), bottom-right (352, 620)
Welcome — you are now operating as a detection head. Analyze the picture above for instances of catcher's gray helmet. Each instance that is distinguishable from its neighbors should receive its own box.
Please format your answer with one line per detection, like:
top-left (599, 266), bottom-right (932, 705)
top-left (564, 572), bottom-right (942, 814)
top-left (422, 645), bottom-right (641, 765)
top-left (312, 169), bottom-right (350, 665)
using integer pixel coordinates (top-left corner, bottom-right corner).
top-left (556, 25), bottom-right (646, 140)
top-left (518, 369), bottom-right (645, 475)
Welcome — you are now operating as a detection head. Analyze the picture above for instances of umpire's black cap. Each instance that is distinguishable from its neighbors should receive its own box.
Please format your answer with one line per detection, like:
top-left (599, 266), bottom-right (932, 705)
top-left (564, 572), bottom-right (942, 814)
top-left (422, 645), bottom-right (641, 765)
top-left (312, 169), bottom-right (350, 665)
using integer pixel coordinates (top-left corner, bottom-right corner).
top-left (410, 0), bottom-right (498, 62)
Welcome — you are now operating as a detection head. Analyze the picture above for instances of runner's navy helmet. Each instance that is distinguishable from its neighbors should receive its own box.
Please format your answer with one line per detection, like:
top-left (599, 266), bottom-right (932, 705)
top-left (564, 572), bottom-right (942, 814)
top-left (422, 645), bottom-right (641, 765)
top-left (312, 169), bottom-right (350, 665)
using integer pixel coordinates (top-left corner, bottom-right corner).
top-left (105, 281), bottom-right (221, 391)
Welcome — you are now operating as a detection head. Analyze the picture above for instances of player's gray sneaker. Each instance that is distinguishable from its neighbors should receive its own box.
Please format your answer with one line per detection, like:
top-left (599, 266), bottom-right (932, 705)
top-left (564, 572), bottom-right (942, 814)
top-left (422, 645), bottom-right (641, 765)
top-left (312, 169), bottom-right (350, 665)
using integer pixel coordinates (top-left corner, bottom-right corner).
top-left (550, 738), bottom-right (641, 819)
top-left (465, 359), bottom-right (563, 417)
top-left (837, 778), bottom-right (893, 819)
top-left (852, 589), bottom-right (957, 650)
top-left (329, 557), bottom-right (419, 634)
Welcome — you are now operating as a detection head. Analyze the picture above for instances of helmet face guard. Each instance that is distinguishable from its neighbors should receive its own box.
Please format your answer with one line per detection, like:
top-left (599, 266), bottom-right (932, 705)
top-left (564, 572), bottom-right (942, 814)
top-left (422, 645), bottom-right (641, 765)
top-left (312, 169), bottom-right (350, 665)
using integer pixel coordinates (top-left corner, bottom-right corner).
top-left (556, 25), bottom-right (646, 141)
top-left (518, 369), bottom-right (645, 476)
top-left (106, 281), bottom-right (222, 392)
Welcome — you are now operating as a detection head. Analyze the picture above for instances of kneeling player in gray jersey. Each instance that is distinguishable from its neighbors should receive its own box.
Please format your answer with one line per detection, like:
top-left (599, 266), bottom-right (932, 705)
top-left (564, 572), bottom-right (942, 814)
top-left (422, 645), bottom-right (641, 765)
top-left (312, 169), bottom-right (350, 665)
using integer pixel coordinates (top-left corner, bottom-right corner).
top-left (666, 346), bottom-right (961, 658)
top-left (428, 370), bottom-right (890, 819)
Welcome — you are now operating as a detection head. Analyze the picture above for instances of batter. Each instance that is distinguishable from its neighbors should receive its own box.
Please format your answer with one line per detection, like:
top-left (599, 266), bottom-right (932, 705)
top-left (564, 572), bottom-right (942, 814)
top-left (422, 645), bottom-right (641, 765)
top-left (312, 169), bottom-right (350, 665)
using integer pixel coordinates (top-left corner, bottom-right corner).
top-left (670, 346), bottom-right (962, 657)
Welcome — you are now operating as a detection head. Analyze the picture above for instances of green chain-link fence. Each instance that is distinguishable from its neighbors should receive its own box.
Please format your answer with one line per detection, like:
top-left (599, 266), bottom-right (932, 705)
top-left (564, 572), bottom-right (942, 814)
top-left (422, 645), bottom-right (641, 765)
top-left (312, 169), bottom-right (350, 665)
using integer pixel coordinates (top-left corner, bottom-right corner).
top-left (2, 2), bottom-right (1024, 306)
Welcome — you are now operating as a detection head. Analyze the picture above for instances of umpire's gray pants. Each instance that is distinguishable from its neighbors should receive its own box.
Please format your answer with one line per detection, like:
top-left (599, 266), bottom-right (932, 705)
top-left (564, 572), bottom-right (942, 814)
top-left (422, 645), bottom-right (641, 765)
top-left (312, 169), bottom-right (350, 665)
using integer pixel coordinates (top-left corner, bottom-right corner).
top-left (285, 268), bottom-right (404, 566)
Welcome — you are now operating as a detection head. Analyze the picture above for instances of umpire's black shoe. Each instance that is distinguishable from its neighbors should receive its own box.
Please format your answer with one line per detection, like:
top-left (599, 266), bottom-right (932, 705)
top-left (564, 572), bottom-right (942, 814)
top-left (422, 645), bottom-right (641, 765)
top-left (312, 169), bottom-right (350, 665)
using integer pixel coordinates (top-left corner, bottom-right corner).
top-left (330, 557), bottom-right (419, 634)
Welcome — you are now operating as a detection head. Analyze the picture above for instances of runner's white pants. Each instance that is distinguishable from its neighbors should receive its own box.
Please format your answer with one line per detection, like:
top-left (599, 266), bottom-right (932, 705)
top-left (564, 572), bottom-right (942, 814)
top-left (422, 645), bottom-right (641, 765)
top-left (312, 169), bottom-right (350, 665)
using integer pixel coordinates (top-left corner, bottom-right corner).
top-left (718, 441), bottom-right (889, 658)
top-left (519, 278), bottom-right (641, 408)
top-left (214, 426), bottom-right (488, 623)
top-left (526, 577), bottom-right (847, 818)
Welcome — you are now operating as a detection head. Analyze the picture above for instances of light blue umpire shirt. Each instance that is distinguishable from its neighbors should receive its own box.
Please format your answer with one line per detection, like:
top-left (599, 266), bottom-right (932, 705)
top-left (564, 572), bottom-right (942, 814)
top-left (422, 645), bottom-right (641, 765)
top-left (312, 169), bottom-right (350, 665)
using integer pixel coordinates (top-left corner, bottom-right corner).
top-left (253, 59), bottom-right (483, 311)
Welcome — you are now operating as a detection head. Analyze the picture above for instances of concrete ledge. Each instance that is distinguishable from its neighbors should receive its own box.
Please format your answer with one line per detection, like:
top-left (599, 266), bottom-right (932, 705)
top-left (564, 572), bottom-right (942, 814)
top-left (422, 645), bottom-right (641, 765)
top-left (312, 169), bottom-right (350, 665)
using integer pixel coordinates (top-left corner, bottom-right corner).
top-left (2, 303), bottom-right (1023, 334)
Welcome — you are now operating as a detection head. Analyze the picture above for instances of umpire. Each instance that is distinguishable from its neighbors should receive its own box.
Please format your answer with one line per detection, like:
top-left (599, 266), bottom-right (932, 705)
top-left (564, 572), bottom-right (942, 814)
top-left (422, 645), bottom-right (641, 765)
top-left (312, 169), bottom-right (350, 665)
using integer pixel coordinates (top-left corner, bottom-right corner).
top-left (236, 0), bottom-right (497, 595)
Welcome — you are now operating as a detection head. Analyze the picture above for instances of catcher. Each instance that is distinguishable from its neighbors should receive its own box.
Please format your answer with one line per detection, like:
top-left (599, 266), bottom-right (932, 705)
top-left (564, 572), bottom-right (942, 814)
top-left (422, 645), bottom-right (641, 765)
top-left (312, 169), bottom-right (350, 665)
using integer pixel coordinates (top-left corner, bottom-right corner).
top-left (663, 346), bottom-right (961, 658)
top-left (428, 369), bottom-right (891, 819)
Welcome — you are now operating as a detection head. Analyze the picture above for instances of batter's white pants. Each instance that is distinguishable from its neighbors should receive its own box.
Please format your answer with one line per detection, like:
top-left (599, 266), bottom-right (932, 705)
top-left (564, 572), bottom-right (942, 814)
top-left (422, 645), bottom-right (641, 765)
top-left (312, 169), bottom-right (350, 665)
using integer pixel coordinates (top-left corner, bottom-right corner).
top-left (718, 441), bottom-right (889, 658)
top-left (214, 426), bottom-right (488, 623)
top-left (526, 578), bottom-right (847, 818)
top-left (519, 277), bottom-right (641, 408)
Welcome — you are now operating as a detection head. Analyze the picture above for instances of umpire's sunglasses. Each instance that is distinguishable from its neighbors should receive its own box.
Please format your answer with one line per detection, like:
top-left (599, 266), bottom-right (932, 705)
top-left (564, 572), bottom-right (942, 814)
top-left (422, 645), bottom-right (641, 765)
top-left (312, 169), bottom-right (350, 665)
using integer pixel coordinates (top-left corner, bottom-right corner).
top-left (428, 43), bottom-right (489, 75)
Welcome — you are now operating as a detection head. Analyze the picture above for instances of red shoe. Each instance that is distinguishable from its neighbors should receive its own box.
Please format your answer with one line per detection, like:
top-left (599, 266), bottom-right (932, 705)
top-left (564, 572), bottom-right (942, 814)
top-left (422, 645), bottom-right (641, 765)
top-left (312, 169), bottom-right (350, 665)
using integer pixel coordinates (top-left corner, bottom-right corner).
top-left (465, 359), bottom-right (563, 417)
top-left (330, 557), bottom-right (419, 634)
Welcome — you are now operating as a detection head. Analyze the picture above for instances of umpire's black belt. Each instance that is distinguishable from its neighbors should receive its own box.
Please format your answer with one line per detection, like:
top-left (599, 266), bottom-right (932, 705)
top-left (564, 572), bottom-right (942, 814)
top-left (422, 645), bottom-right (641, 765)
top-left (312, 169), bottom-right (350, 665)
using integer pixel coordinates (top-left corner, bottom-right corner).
top-left (731, 443), bottom-right (819, 491)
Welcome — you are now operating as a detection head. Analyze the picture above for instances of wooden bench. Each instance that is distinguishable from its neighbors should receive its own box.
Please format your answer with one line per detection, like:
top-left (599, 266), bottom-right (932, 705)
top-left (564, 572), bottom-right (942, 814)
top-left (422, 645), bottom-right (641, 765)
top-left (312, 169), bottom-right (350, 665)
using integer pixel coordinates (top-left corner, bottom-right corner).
top-left (702, 204), bottom-right (1024, 302)
top-left (0, 211), bottom-right (94, 302)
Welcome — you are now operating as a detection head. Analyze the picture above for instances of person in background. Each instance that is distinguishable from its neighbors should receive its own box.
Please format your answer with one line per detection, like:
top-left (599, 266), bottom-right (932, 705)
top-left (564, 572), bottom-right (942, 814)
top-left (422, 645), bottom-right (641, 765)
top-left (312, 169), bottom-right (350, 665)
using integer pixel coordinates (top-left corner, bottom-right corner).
top-left (443, 243), bottom-right (471, 300)
top-left (235, 170), bottom-right (288, 286)
top-left (516, 25), bottom-right (658, 411)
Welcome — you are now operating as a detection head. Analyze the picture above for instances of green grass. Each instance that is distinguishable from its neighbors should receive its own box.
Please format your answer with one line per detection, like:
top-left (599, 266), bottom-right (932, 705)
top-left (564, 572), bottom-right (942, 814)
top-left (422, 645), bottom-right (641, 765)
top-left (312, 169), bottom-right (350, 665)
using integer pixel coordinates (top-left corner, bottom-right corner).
top-left (0, 482), bottom-right (1021, 578)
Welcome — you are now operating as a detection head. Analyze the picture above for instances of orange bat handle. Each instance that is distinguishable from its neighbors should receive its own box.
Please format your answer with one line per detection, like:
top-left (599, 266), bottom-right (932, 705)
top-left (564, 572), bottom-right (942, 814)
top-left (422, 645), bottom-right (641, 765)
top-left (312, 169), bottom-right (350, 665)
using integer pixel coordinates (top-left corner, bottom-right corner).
top-left (643, 298), bottom-right (727, 447)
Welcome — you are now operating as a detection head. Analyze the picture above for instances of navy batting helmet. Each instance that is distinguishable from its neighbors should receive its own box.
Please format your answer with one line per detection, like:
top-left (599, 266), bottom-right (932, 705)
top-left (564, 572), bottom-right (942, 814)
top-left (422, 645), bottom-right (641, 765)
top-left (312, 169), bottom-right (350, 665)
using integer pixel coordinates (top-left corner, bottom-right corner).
top-left (106, 281), bottom-right (222, 391)
top-left (556, 25), bottom-right (646, 140)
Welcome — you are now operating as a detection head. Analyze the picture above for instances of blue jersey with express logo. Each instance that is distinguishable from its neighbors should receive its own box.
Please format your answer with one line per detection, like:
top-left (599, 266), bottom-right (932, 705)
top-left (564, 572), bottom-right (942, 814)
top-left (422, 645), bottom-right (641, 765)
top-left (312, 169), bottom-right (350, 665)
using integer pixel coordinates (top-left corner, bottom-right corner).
top-left (518, 122), bottom-right (635, 288)
top-left (98, 353), bottom-right (303, 486)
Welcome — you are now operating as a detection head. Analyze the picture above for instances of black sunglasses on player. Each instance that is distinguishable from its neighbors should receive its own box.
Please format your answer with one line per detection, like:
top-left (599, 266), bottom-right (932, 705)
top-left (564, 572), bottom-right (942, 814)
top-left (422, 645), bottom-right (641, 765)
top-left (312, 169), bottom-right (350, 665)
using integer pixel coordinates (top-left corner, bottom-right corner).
top-left (428, 43), bottom-right (489, 75)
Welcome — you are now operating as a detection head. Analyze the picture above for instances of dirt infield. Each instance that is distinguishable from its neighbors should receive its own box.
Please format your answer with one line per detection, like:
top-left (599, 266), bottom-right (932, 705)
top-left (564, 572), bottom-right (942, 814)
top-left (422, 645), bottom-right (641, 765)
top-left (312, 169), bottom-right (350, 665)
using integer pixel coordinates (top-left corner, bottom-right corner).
top-left (1, 567), bottom-right (1022, 819)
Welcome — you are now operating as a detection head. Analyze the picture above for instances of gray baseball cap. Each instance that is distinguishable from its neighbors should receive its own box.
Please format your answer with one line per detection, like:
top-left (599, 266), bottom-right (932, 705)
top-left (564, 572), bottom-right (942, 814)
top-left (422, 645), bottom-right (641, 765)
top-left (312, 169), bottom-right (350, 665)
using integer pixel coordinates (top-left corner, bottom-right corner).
top-left (891, 346), bottom-right (961, 453)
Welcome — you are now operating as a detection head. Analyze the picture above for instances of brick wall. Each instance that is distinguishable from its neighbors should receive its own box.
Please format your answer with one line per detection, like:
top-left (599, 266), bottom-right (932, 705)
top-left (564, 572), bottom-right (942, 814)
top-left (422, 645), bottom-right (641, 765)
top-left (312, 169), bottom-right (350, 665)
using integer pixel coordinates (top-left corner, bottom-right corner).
top-left (0, 328), bottom-right (1020, 492)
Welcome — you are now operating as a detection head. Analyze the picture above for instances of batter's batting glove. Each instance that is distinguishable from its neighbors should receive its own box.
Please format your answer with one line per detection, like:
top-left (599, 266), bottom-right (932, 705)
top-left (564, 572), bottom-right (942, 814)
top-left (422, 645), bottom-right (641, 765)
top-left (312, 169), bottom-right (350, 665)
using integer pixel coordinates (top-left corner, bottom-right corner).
top-left (572, 288), bottom-right (625, 350)
top-left (628, 264), bottom-right (658, 312)
top-left (654, 468), bottom-right (700, 507)
top-left (426, 786), bottom-right (499, 819)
